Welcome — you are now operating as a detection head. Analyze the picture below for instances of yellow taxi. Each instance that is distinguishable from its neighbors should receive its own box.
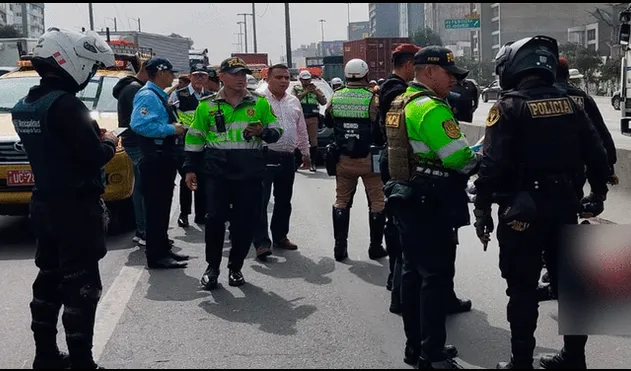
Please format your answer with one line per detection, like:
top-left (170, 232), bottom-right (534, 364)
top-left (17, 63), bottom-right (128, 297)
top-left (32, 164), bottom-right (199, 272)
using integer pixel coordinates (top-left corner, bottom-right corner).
top-left (0, 53), bottom-right (146, 232)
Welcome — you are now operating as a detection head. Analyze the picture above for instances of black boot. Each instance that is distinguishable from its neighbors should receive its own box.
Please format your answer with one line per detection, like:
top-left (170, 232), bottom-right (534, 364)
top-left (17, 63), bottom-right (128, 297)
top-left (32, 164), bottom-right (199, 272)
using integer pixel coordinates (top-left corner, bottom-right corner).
top-left (368, 211), bottom-right (388, 259)
top-left (309, 146), bottom-right (318, 171)
top-left (540, 348), bottom-right (587, 369)
top-left (496, 357), bottom-right (534, 369)
top-left (497, 339), bottom-right (535, 369)
top-left (332, 207), bottom-right (350, 261)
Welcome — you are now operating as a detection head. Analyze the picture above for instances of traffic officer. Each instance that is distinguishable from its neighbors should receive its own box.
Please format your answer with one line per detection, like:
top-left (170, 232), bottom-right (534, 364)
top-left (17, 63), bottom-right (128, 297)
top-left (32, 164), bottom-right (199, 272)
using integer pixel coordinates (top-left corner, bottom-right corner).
top-left (12, 27), bottom-right (116, 369)
top-left (292, 70), bottom-right (327, 171)
top-left (131, 57), bottom-right (189, 269)
top-left (331, 77), bottom-right (344, 90)
top-left (172, 63), bottom-right (209, 228)
top-left (377, 42), bottom-right (421, 314)
top-left (323, 58), bottom-right (388, 262)
top-left (473, 35), bottom-right (609, 369)
top-left (183, 57), bottom-right (282, 290)
top-left (383, 46), bottom-right (479, 369)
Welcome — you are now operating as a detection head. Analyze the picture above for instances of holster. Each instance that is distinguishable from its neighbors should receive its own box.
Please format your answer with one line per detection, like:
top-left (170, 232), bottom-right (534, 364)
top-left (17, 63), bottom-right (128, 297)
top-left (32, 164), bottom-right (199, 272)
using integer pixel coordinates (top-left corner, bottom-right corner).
top-left (324, 142), bottom-right (340, 176)
top-left (384, 179), bottom-right (414, 208)
top-left (500, 190), bottom-right (537, 224)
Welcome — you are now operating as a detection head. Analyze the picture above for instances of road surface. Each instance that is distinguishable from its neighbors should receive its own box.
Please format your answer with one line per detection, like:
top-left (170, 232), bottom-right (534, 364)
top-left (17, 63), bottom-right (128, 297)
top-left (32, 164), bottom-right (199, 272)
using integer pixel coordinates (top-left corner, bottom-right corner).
top-left (1, 172), bottom-right (630, 369)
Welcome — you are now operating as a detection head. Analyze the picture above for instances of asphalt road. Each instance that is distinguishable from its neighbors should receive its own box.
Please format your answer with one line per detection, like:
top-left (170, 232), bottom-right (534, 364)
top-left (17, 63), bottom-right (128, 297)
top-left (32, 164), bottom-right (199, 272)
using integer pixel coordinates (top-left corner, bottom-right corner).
top-left (473, 95), bottom-right (631, 149)
top-left (1, 172), bottom-right (630, 369)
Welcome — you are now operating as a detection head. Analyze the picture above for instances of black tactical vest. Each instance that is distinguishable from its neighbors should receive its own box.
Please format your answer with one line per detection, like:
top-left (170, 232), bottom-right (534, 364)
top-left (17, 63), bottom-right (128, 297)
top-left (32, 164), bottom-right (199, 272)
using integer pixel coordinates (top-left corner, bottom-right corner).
top-left (330, 87), bottom-right (374, 158)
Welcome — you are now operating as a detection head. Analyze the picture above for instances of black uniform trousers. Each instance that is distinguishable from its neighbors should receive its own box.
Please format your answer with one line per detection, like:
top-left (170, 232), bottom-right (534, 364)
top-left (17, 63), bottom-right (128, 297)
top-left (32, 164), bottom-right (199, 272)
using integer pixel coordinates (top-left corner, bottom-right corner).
top-left (139, 153), bottom-right (177, 262)
top-left (29, 196), bottom-right (106, 367)
top-left (205, 176), bottom-right (263, 272)
top-left (253, 150), bottom-right (296, 248)
top-left (392, 198), bottom-right (455, 362)
top-left (380, 150), bottom-right (403, 299)
top-left (497, 205), bottom-right (587, 364)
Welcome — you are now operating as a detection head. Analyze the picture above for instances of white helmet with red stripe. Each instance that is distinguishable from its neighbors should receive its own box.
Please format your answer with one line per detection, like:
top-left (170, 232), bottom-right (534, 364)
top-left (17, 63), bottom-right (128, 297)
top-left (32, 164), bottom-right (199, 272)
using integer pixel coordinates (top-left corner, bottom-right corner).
top-left (32, 27), bottom-right (115, 90)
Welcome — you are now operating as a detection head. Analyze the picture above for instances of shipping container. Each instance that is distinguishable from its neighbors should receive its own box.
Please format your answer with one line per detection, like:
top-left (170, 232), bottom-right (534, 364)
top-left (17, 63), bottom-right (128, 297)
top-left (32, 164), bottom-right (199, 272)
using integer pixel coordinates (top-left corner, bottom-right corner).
top-left (231, 53), bottom-right (269, 65)
top-left (343, 37), bottom-right (409, 82)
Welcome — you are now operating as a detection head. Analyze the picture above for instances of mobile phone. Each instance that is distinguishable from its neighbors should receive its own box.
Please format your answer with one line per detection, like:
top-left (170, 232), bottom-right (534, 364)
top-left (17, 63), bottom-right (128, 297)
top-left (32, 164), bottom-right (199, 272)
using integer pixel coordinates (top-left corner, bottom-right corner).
top-left (114, 127), bottom-right (128, 137)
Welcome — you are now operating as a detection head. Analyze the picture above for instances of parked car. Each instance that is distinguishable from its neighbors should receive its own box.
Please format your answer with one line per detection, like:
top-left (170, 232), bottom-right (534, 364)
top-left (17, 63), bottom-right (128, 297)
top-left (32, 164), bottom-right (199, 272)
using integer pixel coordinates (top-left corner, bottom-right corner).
top-left (481, 80), bottom-right (501, 102)
top-left (612, 90), bottom-right (621, 110)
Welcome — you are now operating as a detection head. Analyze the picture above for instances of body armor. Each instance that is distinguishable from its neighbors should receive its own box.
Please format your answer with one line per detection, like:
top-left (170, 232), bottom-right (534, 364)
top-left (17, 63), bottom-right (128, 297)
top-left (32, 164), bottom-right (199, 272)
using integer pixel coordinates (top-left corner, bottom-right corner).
top-left (330, 87), bottom-right (374, 158)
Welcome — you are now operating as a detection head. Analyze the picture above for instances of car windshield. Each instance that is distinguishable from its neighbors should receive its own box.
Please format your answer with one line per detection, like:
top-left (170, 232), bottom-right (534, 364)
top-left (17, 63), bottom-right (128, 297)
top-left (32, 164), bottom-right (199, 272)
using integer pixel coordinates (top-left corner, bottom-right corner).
top-left (0, 75), bottom-right (120, 112)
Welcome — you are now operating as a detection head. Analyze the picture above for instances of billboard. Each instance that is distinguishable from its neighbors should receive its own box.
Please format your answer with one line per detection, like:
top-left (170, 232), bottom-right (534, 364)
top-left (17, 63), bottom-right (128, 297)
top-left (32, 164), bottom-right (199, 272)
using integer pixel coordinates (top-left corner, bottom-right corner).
top-left (348, 21), bottom-right (370, 41)
top-left (320, 40), bottom-right (344, 57)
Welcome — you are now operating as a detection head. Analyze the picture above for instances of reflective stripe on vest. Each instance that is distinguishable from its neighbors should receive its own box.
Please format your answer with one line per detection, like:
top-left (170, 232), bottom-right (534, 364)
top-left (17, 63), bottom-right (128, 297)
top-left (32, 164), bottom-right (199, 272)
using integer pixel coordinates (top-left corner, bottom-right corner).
top-left (331, 87), bottom-right (372, 119)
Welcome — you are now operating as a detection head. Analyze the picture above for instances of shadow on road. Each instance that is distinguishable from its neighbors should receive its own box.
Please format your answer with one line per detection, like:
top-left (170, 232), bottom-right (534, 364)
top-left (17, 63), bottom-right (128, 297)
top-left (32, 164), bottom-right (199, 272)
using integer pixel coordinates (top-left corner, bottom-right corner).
top-left (198, 282), bottom-right (317, 336)
top-left (250, 249), bottom-right (335, 285)
top-left (145, 268), bottom-right (208, 302)
top-left (346, 257), bottom-right (389, 288)
top-left (447, 308), bottom-right (558, 369)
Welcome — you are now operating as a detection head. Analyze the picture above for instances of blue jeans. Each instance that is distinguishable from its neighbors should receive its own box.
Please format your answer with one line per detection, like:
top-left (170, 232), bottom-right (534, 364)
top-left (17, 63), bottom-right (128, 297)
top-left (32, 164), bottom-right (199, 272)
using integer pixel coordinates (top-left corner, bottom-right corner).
top-left (125, 146), bottom-right (146, 237)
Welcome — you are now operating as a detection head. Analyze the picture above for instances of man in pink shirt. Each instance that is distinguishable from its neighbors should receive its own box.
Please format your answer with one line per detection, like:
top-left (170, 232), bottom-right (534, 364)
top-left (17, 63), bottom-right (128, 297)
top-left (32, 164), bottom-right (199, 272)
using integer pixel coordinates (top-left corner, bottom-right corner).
top-left (253, 64), bottom-right (311, 260)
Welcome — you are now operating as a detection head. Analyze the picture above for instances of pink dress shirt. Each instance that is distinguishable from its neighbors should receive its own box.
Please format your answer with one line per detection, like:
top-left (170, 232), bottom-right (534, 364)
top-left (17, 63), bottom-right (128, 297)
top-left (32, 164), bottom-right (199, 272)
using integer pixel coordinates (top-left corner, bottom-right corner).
top-left (262, 88), bottom-right (310, 155)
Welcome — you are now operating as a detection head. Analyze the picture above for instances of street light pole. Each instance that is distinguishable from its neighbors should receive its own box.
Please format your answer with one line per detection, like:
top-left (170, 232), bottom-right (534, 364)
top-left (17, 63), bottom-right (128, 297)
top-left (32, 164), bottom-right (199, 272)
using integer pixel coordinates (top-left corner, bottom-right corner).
top-left (237, 22), bottom-right (245, 53)
top-left (88, 3), bottom-right (94, 31)
top-left (346, 3), bottom-right (351, 40)
top-left (251, 3), bottom-right (258, 53)
top-left (319, 19), bottom-right (326, 57)
top-left (237, 12), bottom-right (252, 53)
top-left (284, 3), bottom-right (292, 67)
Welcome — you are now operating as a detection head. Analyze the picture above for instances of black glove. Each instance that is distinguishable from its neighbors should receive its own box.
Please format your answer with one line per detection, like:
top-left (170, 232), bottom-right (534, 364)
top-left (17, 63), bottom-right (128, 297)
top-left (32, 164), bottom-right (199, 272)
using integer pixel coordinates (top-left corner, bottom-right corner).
top-left (579, 193), bottom-right (605, 219)
top-left (473, 208), bottom-right (494, 251)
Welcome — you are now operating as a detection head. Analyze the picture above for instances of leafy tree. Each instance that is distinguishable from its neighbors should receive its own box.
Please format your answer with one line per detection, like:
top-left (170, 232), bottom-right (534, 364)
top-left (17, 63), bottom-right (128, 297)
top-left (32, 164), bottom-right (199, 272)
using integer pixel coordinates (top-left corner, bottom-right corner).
top-left (455, 56), bottom-right (495, 86)
top-left (0, 25), bottom-right (23, 38)
top-left (559, 42), bottom-right (602, 90)
top-left (410, 27), bottom-right (443, 47)
top-left (599, 55), bottom-right (622, 87)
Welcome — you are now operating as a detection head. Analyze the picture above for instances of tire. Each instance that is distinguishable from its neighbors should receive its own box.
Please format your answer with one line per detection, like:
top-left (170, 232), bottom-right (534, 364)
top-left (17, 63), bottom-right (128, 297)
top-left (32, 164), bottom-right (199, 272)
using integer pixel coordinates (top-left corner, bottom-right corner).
top-left (482, 93), bottom-right (488, 103)
top-left (613, 97), bottom-right (621, 111)
top-left (106, 198), bottom-right (136, 236)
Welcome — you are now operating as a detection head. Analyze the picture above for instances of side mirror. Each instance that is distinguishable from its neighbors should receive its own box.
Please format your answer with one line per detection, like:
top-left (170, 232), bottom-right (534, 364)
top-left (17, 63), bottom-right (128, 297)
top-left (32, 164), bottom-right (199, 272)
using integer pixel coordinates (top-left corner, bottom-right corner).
top-left (619, 23), bottom-right (631, 46)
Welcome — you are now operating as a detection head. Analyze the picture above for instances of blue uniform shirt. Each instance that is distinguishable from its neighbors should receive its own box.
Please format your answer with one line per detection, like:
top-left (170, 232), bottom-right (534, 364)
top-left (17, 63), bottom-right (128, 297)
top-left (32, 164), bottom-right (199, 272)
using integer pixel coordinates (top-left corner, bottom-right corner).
top-left (130, 81), bottom-right (176, 141)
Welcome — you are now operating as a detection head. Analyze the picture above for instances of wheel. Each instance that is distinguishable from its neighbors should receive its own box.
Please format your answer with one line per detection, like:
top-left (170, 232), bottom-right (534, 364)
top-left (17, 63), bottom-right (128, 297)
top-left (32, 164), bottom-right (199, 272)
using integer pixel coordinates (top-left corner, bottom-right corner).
top-left (613, 96), bottom-right (621, 110)
top-left (482, 93), bottom-right (488, 103)
top-left (106, 198), bottom-right (136, 236)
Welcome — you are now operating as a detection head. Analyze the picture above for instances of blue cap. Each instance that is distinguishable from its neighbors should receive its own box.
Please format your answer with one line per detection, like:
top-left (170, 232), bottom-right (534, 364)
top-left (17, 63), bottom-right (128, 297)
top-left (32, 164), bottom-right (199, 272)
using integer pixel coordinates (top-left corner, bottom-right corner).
top-left (146, 57), bottom-right (180, 73)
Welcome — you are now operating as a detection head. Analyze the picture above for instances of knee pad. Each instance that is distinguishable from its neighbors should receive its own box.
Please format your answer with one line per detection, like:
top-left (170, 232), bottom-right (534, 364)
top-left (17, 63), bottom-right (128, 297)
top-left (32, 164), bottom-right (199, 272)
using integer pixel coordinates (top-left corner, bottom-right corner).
top-left (61, 267), bottom-right (102, 307)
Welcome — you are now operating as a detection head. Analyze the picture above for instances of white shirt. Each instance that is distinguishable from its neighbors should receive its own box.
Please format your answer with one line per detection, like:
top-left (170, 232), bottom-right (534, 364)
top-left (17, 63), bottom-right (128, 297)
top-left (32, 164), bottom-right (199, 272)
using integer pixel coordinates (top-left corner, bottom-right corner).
top-left (262, 88), bottom-right (310, 154)
top-left (168, 84), bottom-right (206, 107)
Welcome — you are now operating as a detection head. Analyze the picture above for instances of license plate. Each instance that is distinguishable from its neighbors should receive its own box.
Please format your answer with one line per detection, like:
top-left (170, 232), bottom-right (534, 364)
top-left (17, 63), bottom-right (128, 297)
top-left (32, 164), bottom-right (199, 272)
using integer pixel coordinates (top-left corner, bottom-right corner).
top-left (7, 169), bottom-right (35, 186)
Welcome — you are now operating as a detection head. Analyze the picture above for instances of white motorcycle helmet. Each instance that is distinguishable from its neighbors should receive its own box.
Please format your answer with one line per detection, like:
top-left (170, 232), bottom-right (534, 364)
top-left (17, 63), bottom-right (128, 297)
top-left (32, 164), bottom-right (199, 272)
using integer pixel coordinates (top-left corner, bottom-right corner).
top-left (32, 27), bottom-right (115, 91)
top-left (331, 77), bottom-right (343, 86)
top-left (344, 58), bottom-right (369, 79)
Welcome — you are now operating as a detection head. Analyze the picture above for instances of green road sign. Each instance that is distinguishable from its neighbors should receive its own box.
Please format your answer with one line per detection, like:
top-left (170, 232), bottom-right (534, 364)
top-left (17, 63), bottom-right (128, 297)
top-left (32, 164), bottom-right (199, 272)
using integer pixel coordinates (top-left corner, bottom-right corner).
top-left (445, 18), bottom-right (480, 29)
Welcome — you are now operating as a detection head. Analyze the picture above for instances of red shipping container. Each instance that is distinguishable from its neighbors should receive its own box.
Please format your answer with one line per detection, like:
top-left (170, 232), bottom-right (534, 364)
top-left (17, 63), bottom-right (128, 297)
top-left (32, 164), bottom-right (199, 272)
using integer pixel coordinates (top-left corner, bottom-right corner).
top-left (230, 53), bottom-right (269, 65)
top-left (343, 37), bottom-right (410, 82)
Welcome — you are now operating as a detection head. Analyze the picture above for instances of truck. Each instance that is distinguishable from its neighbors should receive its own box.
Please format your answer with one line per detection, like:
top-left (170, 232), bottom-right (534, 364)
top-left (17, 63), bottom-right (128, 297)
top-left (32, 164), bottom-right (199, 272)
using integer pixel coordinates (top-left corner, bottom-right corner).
top-left (189, 48), bottom-right (209, 68)
top-left (231, 53), bottom-right (269, 65)
top-left (343, 37), bottom-right (410, 82)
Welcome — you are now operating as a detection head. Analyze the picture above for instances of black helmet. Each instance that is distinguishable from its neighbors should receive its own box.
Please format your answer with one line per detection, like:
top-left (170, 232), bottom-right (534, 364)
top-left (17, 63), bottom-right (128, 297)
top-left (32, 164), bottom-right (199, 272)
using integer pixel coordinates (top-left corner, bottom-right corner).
top-left (494, 35), bottom-right (558, 90)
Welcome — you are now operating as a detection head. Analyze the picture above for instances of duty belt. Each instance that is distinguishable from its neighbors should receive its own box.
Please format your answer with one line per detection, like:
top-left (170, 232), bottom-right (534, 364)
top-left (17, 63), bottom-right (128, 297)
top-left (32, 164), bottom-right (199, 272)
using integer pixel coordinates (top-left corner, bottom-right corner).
top-left (414, 166), bottom-right (451, 178)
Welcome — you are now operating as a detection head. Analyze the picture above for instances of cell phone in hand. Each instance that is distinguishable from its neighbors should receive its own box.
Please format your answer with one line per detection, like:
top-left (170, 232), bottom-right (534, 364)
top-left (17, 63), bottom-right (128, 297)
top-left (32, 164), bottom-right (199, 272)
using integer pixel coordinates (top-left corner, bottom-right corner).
top-left (114, 127), bottom-right (128, 137)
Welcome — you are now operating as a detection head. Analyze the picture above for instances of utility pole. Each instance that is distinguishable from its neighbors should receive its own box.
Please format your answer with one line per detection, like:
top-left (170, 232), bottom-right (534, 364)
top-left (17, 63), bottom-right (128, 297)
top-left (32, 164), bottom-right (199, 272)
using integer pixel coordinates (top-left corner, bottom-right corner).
top-left (346, 3), bottom-right (351, 40)
top-left (88, 3), bottom-right (94, 31)
top-left (285, 3), bottom-right (292, 67)
top-left (106, 17), bottom-right (117, 32)
top-left (319, 19), bottom-right (326, 57)
top-left (237, 12), bottom-right (252, 53)
top-left (252, 3), bottom-right (258, 53)
top-left (137, 18), bottom-right (141, 32)
top-left (237, 21), bottom-right (245, 53)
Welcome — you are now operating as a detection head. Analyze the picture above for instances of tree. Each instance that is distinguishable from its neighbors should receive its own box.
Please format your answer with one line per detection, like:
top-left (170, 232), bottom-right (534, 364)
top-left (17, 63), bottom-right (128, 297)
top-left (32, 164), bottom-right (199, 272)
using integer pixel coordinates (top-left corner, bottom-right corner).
top-left (410, 27), bottom-right (443, 47)
top-left (0, 25), bottom-right (23, 38)
top-left (599, 55), bottom-right (622, 87)
top-left (559, 42), bottom-right (602, 88)
top-left (455, 56), bottom-right (495, 86)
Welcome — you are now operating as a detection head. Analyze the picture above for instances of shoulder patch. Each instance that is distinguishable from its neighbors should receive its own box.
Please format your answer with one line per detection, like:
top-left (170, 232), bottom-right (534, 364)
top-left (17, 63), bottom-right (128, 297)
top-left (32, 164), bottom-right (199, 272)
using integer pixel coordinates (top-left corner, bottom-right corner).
top-left (442, 119), bottom-right (461, 139)
top-left (526, 97), bottom-right (574, 118)
top-left (385, 112), bottom-right (400, 128)
top-left (485, 105), bottom-right (500, 127)
top-left (569, 95), bottom-right (585, 109)
top-left (140, 107), bottom-right (148, 116)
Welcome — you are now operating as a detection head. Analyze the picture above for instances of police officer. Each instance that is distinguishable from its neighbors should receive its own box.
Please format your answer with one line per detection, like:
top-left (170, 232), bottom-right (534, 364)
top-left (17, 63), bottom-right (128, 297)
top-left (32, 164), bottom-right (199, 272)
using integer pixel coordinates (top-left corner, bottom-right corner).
top-left (383, 46), bottom-right (479, 369)
top-left (12, 28), bottom-right (116, 369)
top-left (472, 35), bottom-right (609, 369)
top-left (131, 57), bottom-right (189, 269)
top-left (330, 77), bottom-right (344, 90)
top-left (377, 43), bottom-right (421, 314)
top-left (183, 57), bottom-right (282, 289)
top-left (324, 58), bottom-right (388, 262)
top-left (292, 70), bottom-right (327, 171)
top-left (172, 63), bottom-right (210, 228)
top-left (554, 57), bottom-right (618, 190)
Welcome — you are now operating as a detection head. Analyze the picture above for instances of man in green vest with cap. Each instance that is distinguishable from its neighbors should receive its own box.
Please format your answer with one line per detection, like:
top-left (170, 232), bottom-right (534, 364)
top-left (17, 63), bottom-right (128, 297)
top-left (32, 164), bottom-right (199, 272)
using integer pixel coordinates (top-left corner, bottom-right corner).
top-left (183, 57), bottom-right (283, 290)
top-left (383, 45), bottom-right (481, 369)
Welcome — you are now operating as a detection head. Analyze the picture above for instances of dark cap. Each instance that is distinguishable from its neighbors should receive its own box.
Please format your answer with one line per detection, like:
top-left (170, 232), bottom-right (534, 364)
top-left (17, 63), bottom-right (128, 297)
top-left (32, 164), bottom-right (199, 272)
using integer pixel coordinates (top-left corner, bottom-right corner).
top-left (206, 67), bottom-right (219, 80)
top-left (219, 57), bottom-right (252, 74)
top-left (414, 46), bottom-right (469, 80)
top-left (190, 63), bottom-right (208, 75)
top-left (392, 43), bottom-right (421, 56)
top-left (146, 57), bottom-right (180, 73)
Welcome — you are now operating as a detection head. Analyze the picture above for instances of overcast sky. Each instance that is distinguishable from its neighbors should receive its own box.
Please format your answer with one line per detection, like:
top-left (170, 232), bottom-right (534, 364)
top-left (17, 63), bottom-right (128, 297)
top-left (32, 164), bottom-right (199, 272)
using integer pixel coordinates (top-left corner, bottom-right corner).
top-left (45, 3), bottom-right (370, 65)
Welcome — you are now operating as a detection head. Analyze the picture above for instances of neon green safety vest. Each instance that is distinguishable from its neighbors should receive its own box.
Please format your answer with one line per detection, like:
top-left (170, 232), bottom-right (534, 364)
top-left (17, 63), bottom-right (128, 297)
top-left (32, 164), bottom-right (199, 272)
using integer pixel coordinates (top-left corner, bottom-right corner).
top-left (184, 91), bottom-right (281, 152)
top-left (402, 84), bottom-right (477, 173)
top-left (292, 84), bottom-right (319, 104)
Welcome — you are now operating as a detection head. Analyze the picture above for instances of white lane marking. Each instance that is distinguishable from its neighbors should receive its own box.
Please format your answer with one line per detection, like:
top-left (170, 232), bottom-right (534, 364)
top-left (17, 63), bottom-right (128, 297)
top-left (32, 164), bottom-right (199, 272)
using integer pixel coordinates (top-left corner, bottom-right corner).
top-left (93, 178), bottom-right (181, 361)
top-left (92, 266), bottom-right (143, 362)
